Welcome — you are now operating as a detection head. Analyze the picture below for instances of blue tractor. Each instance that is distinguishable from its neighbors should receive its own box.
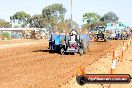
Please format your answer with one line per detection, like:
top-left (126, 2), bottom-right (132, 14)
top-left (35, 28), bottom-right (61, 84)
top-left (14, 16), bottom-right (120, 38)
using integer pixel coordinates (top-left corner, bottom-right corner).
top-left (49, 30), bottom-right (90, 55)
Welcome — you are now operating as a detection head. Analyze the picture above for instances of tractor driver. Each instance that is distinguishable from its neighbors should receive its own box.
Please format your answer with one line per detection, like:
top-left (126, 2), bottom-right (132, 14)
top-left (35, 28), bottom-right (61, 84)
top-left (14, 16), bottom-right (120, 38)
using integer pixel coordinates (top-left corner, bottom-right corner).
top-left (70, 29), bottom-right (79, 42)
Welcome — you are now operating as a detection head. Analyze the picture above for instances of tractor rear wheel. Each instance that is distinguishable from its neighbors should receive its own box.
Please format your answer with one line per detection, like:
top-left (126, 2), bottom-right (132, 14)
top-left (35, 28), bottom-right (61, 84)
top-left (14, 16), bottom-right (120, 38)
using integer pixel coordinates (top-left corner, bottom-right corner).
top-left (60, 47), bottom-right (65, 55)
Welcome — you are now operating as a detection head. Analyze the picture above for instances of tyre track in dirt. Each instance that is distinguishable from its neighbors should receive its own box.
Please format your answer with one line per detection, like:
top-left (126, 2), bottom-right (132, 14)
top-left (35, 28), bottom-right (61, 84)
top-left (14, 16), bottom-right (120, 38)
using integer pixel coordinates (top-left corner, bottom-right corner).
top-left (0, 40), bottom-right (126, 88)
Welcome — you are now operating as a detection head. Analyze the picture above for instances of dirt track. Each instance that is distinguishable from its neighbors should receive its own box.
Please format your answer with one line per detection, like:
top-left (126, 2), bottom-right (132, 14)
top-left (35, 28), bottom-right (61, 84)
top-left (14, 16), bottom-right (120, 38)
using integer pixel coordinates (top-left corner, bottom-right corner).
top-left (0, 40), bottom-right (125, 88)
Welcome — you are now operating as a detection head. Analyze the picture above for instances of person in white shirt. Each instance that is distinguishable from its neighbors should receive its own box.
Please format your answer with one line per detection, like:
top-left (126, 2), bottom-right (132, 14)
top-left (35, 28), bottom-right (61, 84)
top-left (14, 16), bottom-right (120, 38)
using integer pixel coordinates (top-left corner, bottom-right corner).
top-left (70, 29), bottom-right (78, 42)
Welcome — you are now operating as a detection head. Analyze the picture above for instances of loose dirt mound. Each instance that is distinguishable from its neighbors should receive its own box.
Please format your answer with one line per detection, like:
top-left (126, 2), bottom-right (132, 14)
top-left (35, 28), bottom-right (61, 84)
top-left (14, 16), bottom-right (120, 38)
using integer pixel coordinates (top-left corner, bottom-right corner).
top-left (0, 40), bottom-right (125, 88)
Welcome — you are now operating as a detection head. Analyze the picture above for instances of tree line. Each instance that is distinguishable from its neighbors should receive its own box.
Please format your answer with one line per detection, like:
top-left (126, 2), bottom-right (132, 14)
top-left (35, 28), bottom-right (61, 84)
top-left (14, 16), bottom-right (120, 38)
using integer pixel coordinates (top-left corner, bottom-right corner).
top-left (0, 3), bottom-right (119, 31)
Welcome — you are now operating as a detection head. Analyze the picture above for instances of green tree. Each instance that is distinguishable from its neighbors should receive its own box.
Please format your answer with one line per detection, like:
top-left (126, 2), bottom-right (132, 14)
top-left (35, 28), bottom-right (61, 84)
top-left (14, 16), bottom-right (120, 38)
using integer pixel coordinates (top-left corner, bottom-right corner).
top-left (82, 23), bottom-right (90, 30)
top-left (10, 11), bottom-right (31, 27)
top-left (42, 3), bottom-right (66, 29)
top-left (0, 19), bottom-right (11, 28)
top-left (57, 19), bottom-right (78, 32)
top-left (57, 20), bottom-right (69, 31)
top-left (100, 11), bottom-right (119, 22)
top-left (83, 12), bottom-right (101, 24)
top-left (82, 12), bottom-right (108, 30)
top-left (28, 14), bottom-right (48, 28)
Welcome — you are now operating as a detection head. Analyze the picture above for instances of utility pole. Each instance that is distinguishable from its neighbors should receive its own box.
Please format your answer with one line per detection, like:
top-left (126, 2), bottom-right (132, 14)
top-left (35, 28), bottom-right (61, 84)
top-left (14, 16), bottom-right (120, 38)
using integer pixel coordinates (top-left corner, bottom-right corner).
top-left (71, 0), bottom-right (72, 22)
top-left (70, 0), bottom-right (73, 29)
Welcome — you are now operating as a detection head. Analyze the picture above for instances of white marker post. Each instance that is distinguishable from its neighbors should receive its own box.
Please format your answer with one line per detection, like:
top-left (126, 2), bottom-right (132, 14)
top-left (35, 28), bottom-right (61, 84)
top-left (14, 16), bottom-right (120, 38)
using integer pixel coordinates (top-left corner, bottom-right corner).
top-left (111, 51), bottom-right (116, 74)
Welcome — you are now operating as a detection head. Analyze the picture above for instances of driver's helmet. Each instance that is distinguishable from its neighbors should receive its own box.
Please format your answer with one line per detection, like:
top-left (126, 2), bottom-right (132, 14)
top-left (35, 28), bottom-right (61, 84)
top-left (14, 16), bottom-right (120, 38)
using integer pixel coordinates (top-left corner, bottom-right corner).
top-left (70, 29), bottom-right (77, 35)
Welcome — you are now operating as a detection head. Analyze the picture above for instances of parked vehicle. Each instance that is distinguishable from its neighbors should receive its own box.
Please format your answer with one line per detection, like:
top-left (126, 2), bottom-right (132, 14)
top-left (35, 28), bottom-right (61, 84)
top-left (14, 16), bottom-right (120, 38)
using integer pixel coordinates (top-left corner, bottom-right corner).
top-left (107, 29), bottom-right (130, 40)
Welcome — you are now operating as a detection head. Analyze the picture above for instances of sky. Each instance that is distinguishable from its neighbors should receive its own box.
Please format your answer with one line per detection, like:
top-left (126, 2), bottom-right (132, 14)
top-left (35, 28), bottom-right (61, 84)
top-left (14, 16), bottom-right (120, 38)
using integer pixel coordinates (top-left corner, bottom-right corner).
top-left (0, 0), bottom-right (132, 26)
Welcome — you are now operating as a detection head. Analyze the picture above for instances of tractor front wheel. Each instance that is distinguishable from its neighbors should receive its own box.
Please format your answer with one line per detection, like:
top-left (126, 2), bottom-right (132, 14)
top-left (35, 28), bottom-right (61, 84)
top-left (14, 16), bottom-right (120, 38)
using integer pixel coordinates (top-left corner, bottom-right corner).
top-left (79, 48), bottom-right (84, 55)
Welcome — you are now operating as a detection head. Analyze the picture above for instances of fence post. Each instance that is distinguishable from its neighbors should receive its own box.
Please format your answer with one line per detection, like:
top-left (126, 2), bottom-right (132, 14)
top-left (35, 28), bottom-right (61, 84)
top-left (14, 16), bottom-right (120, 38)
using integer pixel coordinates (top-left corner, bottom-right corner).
top-left (121, 43), bottom-right (125, 61)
